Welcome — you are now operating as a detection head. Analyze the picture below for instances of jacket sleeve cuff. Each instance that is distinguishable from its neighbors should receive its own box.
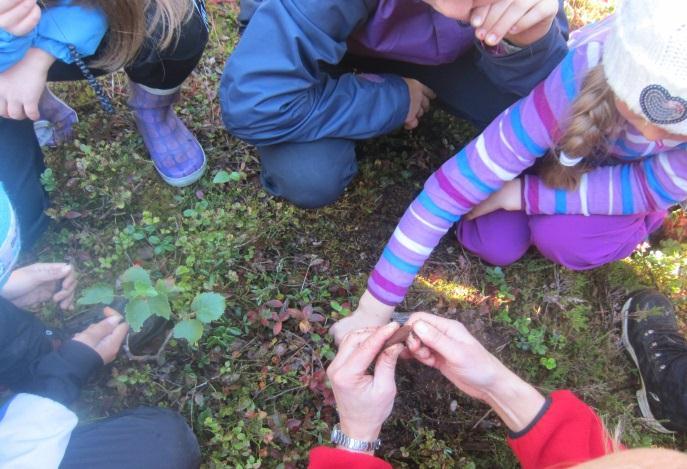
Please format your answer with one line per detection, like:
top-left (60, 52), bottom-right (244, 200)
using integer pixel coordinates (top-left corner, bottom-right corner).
top-left (507, 390), bottom-right (613, 469)
top-left (29, 340), bottom-right (103, 406)
top-left (309, 446), bottom-right (392, 469)
top-left (474, 12), bottom-right (568, 96)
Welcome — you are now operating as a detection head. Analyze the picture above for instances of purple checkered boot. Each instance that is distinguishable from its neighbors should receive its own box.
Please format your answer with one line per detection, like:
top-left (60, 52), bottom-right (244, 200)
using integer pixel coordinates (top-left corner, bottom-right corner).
top-left (34, 87), bottom-right (78, 147)
top-left (128, 82), bottom-right (206, 187)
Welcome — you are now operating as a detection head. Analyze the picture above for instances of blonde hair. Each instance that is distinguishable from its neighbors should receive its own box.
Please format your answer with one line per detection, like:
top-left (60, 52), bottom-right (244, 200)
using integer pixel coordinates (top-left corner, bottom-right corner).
top-left (45, 0), bottom-right (194, 71)
top-left (538, 64), bottom-right (622, 190)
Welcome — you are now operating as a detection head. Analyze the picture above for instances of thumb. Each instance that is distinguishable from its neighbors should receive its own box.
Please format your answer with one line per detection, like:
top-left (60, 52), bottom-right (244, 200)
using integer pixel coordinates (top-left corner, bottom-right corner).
top-left (373, 343), bottom-right (403, 387)
top-left (411, 320), bottom-right (455, 360)
top-left (31, 263), bottom-right (71, 282)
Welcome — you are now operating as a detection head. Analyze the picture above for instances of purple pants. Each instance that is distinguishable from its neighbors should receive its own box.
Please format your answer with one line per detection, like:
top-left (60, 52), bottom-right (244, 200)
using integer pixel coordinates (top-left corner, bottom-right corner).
top-left (456, 210), bottom-right (667, 270)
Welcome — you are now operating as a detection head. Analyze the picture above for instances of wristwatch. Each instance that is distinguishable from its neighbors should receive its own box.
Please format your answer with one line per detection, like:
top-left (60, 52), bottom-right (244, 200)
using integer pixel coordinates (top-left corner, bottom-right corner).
top-left (330, 424), bottom-right (382, 453)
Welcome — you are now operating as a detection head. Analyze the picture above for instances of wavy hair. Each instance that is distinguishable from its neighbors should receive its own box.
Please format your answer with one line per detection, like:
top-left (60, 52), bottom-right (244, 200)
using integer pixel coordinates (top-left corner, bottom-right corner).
top-left (44, 0), bottom-right (193, 71)
top-left (538, 64), bottom-right (622, 190)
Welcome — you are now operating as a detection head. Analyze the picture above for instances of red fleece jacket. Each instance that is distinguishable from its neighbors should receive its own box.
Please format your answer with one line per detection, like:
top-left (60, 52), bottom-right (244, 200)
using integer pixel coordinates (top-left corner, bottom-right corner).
top-left (309, 391), bottom-right (614, 469)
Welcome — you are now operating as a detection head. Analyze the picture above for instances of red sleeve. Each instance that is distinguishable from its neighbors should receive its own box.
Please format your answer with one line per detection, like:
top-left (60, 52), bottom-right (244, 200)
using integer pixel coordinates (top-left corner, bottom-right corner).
top-left (508, 390), bottom-right (617, 469)
top-left (308, 446), bottom-right (392, 469)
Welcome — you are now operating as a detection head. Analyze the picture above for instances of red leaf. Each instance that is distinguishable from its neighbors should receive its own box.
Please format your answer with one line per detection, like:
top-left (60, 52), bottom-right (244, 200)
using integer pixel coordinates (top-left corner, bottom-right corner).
top-left (288, 308), bottom-right (304, 320)
top-left (273, 322), bottom-right (283, 336)
top-left (278, 310), bottom-right (290, 322)
top-left (302, 304), bottom-right (314, 319)
top-left (265, 299), bottom-right (284, 308)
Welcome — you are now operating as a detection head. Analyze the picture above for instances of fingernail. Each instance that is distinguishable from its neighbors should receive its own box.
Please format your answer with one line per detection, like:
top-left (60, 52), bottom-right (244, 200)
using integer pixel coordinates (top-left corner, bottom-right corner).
top-left (471, 16), bottom-right (482, 27)
top-left (414, 321), bottom-right (429, 336)
top-left (487, 34), bottom-right (497, 45)
top-left (107, 315), bottom-right (122, 325)
top-left (61, 265), bottom-right (71, 273)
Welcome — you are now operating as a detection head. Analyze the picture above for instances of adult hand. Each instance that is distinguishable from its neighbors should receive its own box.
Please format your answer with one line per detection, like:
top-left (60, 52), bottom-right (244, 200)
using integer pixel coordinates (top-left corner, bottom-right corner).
top-left (406, 312), bottom-right (545, 432)
top-left (470, 0), bottom-right (559, 47)
top-left (0, 48), bottom-right (54, 120)
top-left (1, 263), bottom-right (78, 310)
top-left (73, 308), bottom-right (129, 365)
top-left (0, 0), bottom-right (41, 36)
top-left (403, 78), bottom-right (435, 130)
top-left (329, 290), bottom-right (395, 345)
top-left (327, 322), bottom-right (404, 450)
top-left (465, 178), bottom-right (522, 220)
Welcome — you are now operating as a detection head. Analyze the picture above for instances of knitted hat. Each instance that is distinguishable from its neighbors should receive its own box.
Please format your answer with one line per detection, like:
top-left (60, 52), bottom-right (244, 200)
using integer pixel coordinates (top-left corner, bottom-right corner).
top-left (0, 185), bottom-right (21, 288)
top-left (603, 0), bottom-right (687, 135)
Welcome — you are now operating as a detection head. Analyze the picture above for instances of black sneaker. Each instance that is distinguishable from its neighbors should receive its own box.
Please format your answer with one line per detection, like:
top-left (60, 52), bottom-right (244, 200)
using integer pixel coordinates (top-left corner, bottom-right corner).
top-left (621, 289), bottom-right (687, 433)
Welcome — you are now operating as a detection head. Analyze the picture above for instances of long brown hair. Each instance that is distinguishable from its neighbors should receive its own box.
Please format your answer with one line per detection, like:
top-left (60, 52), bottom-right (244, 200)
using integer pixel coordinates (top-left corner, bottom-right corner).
top-left (44, 0), bottom-right (194, 71)
top-left (538, 64), bottom-right (622, 190)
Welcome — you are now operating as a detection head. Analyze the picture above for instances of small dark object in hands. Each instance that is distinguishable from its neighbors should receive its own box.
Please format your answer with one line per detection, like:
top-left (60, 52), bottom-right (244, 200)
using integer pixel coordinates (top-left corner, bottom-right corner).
top-left (383, 325), bottom-right (413, 349)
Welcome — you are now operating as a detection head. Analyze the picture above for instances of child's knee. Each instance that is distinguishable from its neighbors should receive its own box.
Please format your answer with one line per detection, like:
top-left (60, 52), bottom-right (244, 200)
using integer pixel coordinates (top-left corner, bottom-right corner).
top-left (258, 139), bottom-right (357, 208)
top-left (530, 215), bottom-right (650, 270)
top-left (456, 210), bottom-right (531, 266)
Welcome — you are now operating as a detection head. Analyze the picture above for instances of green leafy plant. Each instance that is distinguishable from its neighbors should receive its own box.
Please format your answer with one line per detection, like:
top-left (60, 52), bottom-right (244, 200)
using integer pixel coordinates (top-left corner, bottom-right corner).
top-left (78, 266), bottom-right (226, 346)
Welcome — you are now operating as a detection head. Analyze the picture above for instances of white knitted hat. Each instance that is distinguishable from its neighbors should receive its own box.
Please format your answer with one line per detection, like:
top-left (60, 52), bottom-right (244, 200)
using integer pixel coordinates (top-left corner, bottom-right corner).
top-left (603, 0), bottom-right (687, 135)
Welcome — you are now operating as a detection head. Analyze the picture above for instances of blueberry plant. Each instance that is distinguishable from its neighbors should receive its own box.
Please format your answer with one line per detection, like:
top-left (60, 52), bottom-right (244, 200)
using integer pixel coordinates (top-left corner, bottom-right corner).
top-left (77, 266), bottom-right (226, 346)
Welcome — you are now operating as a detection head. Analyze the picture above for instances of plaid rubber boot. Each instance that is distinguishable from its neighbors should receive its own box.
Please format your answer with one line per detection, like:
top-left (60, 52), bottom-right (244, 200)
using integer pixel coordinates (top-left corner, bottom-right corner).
top-left (34, 87), bottom-right (78, 147)
top-left (128, 82), bottom-right (206, 187)
top-left (622, 289), bottom-right (687, 433)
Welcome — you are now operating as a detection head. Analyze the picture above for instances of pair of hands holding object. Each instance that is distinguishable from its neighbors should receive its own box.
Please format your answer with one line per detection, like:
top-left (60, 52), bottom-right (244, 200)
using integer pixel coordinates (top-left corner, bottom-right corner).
top-left (328, 312), bottom-right (545, 454)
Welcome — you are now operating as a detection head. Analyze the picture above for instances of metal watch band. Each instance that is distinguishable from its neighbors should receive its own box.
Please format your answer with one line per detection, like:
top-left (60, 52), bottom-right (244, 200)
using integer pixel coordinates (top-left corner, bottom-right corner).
top-left (330, 424), bottom-right (382, 453)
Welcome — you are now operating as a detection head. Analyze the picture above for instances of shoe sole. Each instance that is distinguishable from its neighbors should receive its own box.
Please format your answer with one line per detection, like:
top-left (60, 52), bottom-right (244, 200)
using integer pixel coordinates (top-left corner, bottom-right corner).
top-left (621, 297), bottom-right (675, 434)
top-left (156, 148), bottom-right (208, 188)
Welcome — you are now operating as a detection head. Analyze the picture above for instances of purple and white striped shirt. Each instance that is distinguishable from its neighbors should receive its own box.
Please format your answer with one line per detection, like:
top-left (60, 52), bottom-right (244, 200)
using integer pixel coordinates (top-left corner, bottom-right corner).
top-left (368, 17), bottom-right (687, 306)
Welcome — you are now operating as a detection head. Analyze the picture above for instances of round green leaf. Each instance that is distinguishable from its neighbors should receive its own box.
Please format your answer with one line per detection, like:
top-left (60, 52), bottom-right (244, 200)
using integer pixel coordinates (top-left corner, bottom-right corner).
top-left (192, 292), bottom-right (226, 323)
top-left (121, 266), bottom-right (152, 287)
top-left (125, 298), bottom-right (153, 332)
top-left (173, 319), bottom-right (204, 344)
top-left (77, 284), bottom-right (114, 306)
top-left (212, 170), bottom-right (231, 184)
top-left (148, 293), bottom-right (172, 320)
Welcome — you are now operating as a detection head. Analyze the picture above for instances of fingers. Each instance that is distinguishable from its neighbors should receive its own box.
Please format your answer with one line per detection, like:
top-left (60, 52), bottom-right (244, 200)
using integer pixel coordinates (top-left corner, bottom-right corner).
top-left (373, 343), bottom-right (403, 386)
top-left (0, 0), bottom-right (40, 36)
top-left (344, 322), bottom-right (400, 376)
top-left (76, 314), bottom-right (123, 342)
top-left (334, 328), bottom-right (376, 365)
top-left (508, 1), bottom-right (557, 35)
top-left (97, 321), bottom-right (129, 364)
top-left (6, 99), bottom-right (26, 120)
top-left (406, 312), bottom-right (470, 342)
top-left (409, 320), bottom-right (458, 362)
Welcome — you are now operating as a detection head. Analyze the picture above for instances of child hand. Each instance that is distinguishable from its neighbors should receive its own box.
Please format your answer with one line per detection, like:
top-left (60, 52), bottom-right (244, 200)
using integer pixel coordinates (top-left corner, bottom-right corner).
top-left (1, 263), bottom-right (78, 310)
top-left (403, 78), bottom-right (436, 130)
top-left (0, 0), bottom-right (41, 36)
top-left (73, 308), bottom-right (129, 365)
top-left (329, 290), bottom-right (396, 345)
top-left (465, 178), bottom-right (521, 220)
top-left (327, 322), bottom-right (404, 448)
top-left (0, 48), bottom-right (54, 120)
top-left (470, 0), bottom-right (559, 47)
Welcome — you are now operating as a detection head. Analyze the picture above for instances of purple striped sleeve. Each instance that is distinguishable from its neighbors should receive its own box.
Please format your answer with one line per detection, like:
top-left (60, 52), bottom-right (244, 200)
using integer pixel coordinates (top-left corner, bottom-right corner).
top-left (523, 149), bottom-right (687, 216)
top-left (366, 44), bottom-right (597, 306)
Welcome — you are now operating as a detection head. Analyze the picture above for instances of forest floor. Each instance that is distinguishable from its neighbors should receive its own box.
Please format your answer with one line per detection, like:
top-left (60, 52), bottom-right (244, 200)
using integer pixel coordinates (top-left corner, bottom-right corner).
top-left (31, 1), bottom-right (687, 467)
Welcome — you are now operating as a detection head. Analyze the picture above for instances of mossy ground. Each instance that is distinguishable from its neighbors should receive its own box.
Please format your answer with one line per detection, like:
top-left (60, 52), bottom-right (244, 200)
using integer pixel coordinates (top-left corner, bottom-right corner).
top-left (28, 1), bottom-right (687, 467)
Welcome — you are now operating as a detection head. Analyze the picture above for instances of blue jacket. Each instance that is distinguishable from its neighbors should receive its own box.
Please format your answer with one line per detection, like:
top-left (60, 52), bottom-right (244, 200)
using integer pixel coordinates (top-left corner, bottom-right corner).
top-left (0, 0), bottom-right (107, 73)
top-left (220, 0), bottom-right (569, 146)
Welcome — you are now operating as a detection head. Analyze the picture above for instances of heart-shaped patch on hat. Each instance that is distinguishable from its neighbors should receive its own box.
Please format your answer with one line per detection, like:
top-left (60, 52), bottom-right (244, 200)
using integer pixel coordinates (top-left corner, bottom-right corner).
top-left (639, 85), bottom-right (687, 125)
